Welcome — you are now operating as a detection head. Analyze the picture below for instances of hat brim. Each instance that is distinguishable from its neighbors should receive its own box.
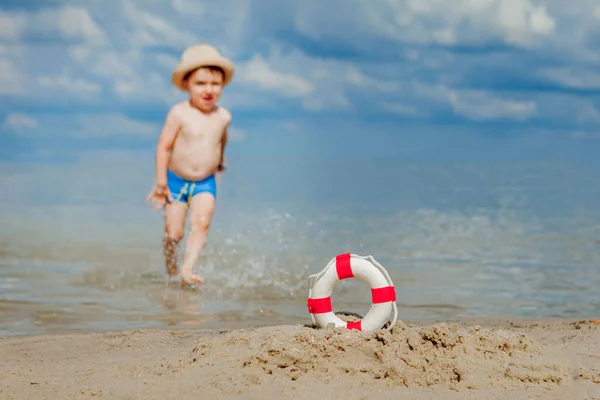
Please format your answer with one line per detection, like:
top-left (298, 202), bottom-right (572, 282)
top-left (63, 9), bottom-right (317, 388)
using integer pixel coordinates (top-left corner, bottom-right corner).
top-left (171, 56), bottom-right (235, 91)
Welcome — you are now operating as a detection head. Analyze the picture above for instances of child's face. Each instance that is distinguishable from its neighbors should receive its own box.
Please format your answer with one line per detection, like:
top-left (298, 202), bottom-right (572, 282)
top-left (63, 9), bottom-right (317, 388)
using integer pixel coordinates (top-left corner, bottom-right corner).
top-left (186, 67), bottom-right (224, 111)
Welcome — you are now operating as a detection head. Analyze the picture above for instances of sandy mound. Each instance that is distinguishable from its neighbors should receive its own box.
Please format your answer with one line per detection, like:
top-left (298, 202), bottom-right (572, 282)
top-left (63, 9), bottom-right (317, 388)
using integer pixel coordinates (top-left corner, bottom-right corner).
top-left (190, 321), bottom-right (580, 391)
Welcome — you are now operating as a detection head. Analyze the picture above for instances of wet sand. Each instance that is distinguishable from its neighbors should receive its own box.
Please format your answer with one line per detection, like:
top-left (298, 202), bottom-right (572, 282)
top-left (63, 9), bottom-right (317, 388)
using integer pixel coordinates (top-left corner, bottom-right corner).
top-left (1, 318), bottom-right (599, 399)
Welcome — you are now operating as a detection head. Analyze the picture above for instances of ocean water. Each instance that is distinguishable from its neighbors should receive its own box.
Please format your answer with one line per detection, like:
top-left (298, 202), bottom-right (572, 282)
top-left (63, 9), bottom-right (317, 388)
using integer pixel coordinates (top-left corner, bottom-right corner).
top-left (1, 155), bottom-right (599, 336)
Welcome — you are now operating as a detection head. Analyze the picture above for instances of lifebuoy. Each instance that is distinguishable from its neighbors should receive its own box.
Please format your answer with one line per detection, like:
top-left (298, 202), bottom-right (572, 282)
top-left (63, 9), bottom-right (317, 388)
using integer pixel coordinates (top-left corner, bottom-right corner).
top-left (307, 253), bottom-right (398, 331)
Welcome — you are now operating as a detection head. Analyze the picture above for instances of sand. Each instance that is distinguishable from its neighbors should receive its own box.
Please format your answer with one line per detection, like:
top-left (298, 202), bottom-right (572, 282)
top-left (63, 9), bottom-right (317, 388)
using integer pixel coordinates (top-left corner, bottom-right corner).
top-left (1, 318), bottom-right (599, 400)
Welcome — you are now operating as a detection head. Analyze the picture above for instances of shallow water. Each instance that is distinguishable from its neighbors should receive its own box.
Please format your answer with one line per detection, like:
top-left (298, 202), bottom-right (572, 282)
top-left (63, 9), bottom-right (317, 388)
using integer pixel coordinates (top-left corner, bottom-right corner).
top-left (1, 158), bottom-right (599, 335)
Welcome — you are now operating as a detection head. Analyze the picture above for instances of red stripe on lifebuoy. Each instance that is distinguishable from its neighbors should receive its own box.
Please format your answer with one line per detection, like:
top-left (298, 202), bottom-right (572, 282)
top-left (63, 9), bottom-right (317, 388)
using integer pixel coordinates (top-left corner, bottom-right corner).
top-left (346, 320), bottom-right (362, 331)
top-left (335, 253), bottom-right (354, 280)
top-left (307, 297), bottom-right (333, 314)
top-left (371, 286), bottom-right (396, 303)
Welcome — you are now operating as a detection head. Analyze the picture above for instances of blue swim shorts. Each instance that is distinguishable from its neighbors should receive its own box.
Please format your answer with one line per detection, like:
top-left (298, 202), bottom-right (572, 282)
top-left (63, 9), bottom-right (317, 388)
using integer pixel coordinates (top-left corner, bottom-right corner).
top-left (167, 169), bottom-right (217, 203)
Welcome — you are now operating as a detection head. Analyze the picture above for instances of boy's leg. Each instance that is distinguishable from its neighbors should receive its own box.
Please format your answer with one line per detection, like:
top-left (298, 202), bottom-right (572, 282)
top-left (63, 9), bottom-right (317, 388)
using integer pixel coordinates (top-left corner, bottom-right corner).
top-left (180, 192), bottom-right (216, 285)
top-left (163, 201), bottom-right (188, 278)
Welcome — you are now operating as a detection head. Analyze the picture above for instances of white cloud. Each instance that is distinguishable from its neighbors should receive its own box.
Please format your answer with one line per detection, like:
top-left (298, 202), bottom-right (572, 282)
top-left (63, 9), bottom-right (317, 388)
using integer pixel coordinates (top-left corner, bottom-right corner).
top-left (346, 68), bottom-right (401, 92)
top-left (415, 83), bottom-right (537, 121)
top-left (383, 103), bottom-right (428, 117)
top-left (235, 49), bottom-right (358, 110)
top-left (542, 68), bottom-right (600, 90)
top-left (155, 53), bottom-right (179, 70)
top-left (55, 6), bottom-right (106, 44)
top-left (228, 126), bottom-right (246, 141)
top-left (4, 113), bottom-right (38, 130)
top-left (163, 0), bottom-right (251, 55)
top-left (447, 89), bottom-right (537, 121)
top-left (51, 2), bottom-right (205, 104)
top-left (73, 114), bottom-right (158, 137)
top-left (90, 52), bottom-right (137, 79)
top-left (292, 0), bottom-right (558, 48)
top-left (519, 92), bottom-right (600, 129)
top-left (238, 54), bottom-right (314, 97)
top-left (69, 46), bottom-right (91, 62)
top-left (0, 12), bottom-right (22, 41)
top-left (66, 46), bottom-right (182, 103)
top-left (4, 112), bottom-right (159, 138)
top-left (491, 1), bottom-right (555, 44)
top-left (302, 93), bottom-right (351, 111)
top-left (172, 0), bottom-right (204, 15)
top-left (0, 6), bottom-right (106, 44)
top-left (575, 104), bottom-right (600, 125)
top-left (123, 1), bottom-right (196, 48)
top-left (0, 58), bottom-right (24, 95)
top-left (113, 71), bottom-right (183, 105)
top-left (38, 75), bottom-right (101, 95)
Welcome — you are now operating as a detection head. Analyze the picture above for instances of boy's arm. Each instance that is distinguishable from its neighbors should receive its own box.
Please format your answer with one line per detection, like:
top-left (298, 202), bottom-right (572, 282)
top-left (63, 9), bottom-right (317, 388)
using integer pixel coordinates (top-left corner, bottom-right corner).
top-left (218, 128), bottom-right (228, 171)
top-left (155, 106), bottom-right (181, 187)
top-left (218, 108), bottom-right (232, 171)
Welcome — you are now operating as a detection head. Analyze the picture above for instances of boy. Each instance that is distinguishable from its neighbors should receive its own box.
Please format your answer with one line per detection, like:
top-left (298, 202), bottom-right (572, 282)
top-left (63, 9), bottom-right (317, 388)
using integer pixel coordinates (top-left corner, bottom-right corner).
top-left (146, 44), bottom-right (234, 287)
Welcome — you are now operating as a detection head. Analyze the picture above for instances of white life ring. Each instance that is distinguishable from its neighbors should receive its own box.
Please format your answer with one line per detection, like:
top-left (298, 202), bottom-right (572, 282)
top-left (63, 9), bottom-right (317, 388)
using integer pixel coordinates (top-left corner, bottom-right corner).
top-left (307, 253), bottom-right (398, 332)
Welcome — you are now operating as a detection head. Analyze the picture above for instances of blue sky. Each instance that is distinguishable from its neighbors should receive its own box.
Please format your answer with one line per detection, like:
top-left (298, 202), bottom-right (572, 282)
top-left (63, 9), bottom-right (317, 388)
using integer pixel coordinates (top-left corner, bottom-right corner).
top-left (1, 0), bottom-right (600, 165)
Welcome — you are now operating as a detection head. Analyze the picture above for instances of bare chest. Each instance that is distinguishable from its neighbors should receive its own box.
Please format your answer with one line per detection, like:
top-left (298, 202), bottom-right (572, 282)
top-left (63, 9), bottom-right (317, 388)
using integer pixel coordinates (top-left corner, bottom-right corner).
top-left (178, 112), bottom-right (224, 143)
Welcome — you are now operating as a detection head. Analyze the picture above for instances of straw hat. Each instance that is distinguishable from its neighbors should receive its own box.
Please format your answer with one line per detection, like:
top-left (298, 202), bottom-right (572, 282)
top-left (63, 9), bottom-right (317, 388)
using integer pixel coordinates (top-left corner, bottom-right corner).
top-left (171, 44), bottom-right (235, 90)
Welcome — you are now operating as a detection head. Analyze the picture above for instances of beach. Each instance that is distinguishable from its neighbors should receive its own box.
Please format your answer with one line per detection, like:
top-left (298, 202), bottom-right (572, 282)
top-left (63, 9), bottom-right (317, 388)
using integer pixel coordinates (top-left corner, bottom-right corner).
top-left (1, 318), bottom-right (599, 399)
top-left (1, 160), bottom-right (600, 398)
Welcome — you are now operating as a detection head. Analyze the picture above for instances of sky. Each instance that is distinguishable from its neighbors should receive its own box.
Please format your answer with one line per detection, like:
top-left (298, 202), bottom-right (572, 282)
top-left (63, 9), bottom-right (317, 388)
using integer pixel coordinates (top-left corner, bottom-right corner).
top-left (1, 0), bottom-right (600, 167)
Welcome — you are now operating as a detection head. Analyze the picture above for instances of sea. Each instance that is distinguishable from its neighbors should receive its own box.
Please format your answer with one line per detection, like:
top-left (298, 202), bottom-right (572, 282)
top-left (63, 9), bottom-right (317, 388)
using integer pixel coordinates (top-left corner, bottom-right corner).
top-left (1, 153), bottom-right (599, 336)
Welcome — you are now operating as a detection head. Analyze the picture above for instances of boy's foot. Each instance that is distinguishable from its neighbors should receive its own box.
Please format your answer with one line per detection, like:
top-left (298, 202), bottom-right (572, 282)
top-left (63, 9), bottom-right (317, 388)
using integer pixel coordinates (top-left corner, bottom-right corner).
top-left (180, 269), bottom-right (204, 287)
